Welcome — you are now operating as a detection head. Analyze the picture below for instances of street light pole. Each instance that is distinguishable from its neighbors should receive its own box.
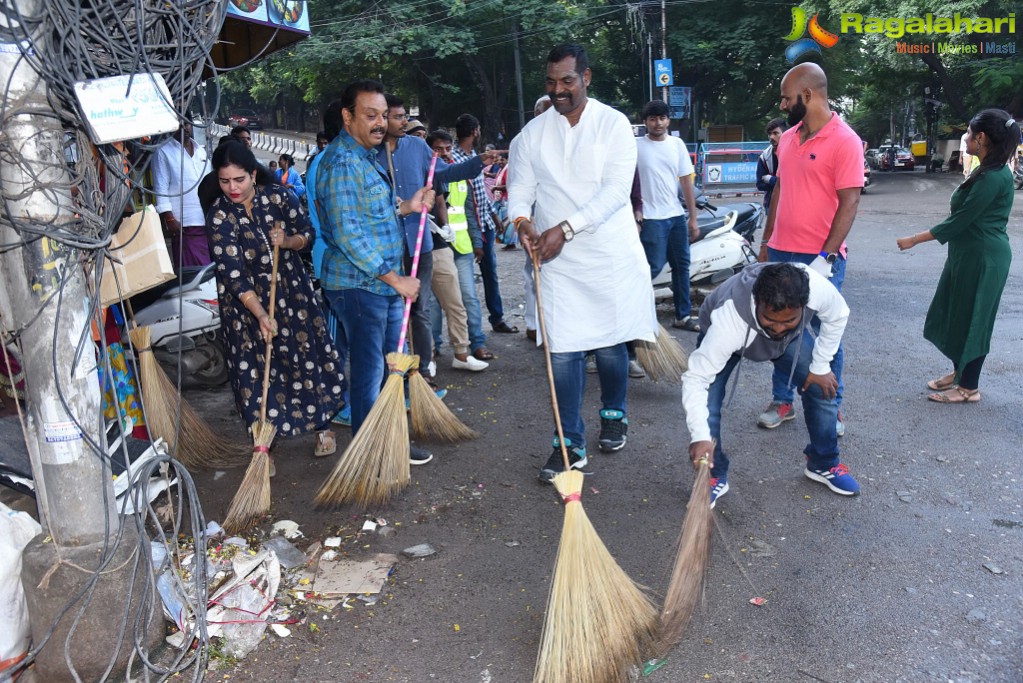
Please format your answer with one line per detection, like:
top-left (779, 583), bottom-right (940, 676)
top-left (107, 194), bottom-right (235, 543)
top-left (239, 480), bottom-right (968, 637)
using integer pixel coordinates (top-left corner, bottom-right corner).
top-left (647, 33), bottom-right (653, 102)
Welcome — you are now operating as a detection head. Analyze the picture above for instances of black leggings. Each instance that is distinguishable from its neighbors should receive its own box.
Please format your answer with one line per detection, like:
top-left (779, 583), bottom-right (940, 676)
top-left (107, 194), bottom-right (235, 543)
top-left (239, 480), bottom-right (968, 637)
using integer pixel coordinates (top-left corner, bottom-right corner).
top-left (955, 355), bottom-right (987, 391)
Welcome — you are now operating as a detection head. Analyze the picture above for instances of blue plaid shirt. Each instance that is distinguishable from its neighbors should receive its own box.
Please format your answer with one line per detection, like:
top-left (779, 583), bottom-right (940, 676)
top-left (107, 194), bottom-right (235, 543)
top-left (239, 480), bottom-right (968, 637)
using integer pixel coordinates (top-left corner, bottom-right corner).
top-left (315, 130), bottom-right (404, 296)
top-left (450, 147), bottom-right (496, 234)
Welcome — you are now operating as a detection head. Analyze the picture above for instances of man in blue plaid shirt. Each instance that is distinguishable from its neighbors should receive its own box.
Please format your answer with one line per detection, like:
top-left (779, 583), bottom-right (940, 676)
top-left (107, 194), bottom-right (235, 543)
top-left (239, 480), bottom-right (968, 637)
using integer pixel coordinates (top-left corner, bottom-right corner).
top-left (451, 114), bottom-right (518, 336)
top-left (315, 79), bottom-right (435, 464)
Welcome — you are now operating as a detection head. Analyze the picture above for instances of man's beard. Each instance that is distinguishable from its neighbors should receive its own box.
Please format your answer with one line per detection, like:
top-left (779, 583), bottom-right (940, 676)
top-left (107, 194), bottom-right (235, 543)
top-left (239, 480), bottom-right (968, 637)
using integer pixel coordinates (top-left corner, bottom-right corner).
top-left (787, 95), bottom-right (807, 127)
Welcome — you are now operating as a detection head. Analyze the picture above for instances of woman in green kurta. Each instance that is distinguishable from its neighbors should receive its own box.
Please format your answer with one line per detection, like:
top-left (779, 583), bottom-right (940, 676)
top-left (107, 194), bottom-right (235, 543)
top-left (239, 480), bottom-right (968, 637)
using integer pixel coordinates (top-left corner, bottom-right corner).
top-left (897, 109), bottom-right (1019, 403)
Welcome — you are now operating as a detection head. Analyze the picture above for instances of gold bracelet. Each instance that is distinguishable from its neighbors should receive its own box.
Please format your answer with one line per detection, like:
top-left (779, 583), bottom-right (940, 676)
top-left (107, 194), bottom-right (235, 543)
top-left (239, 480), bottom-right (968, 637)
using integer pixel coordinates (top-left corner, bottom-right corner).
top-left (513, 216), bottom-right (530, 229)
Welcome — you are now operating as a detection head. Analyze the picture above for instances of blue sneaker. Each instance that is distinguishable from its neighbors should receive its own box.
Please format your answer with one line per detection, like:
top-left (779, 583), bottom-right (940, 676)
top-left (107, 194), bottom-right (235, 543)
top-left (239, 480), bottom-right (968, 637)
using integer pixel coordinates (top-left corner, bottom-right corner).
top-left (539, 440), bottom-right (589, 483)
top-left (709, 475), bottom-right (729, 509)
top-left (331, 404), bottom-right (351, 427)
top-left (804, 462), bottom-right (860, 496)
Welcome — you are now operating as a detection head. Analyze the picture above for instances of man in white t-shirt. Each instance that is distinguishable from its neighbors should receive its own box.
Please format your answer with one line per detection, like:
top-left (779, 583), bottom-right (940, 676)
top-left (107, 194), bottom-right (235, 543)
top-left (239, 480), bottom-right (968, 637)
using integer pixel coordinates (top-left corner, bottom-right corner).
top-left (635, 99), bottom-right (700, 331)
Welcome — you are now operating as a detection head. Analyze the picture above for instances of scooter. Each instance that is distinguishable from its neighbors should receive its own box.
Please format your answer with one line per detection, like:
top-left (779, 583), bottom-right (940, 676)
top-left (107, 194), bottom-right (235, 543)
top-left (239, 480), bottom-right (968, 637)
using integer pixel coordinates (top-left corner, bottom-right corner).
top-left (129, 264), bottom-right (228, 388)
top-left (651, 195), bottom-right (760, 299)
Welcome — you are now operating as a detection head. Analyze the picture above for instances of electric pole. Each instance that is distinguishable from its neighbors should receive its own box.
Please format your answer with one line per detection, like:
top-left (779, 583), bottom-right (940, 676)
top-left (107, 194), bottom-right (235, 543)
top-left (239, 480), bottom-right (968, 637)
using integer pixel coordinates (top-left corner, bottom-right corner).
top-left (0, 0), bottom-right (160, 676)
top-left (512, 22), bottom-right (525, 130)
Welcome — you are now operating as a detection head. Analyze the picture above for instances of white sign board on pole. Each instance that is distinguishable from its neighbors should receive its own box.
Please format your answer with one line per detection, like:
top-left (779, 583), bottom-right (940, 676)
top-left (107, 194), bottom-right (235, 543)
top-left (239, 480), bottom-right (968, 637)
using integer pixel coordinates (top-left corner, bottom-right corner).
top-left (74, 73), bottom-right (180, 144)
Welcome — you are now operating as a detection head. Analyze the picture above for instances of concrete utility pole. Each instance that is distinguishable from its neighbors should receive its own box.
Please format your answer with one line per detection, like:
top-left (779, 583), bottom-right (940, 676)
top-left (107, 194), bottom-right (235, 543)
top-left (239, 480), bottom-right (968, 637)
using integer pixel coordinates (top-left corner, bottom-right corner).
top-left (647, 33), bottom-right (653, 102)
top-left (0, 0), bottom-right (159, 677)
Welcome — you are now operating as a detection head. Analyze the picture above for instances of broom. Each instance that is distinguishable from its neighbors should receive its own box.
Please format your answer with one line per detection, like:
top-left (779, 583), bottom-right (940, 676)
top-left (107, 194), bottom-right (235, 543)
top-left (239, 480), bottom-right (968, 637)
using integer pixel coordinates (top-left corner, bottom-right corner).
top-left (313, 352), bottom-right (416, 508)
top-left (223, 243), bottom-right (282, 533)
top-left (634, 323), bottom-right (689, 383)
top-left (404, 158), bottom-right (476, 443)
top-left (128, 325), bottom-right (250, 469)
top-left (530, 252), bottom-right (658, 683)
top-left (655, 454), bottom-right (713, 656)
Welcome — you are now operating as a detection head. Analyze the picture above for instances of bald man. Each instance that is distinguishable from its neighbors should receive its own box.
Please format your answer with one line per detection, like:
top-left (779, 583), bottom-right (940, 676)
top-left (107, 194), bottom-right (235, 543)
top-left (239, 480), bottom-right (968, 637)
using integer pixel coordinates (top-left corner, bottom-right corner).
top-left (756, 62), bottom-right (863, 437)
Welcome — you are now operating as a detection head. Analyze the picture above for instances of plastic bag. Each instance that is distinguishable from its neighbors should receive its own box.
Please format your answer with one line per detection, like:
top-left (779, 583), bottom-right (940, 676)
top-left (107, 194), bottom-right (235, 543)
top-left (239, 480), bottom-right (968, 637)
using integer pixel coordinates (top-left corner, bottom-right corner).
top-left (0, 503), bottom-right (42, 670)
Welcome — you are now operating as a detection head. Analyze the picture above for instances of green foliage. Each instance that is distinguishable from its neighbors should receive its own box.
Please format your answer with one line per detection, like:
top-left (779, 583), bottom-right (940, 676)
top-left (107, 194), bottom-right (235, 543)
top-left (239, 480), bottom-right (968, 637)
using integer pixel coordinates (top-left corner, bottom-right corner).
top-left (212, 0), bottom-right (1020, 142)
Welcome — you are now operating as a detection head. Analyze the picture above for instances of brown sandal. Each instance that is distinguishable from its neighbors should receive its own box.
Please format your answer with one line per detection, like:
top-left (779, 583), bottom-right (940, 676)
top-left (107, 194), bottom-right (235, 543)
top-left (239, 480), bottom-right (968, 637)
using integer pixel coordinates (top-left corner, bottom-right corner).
top-left (314, 430), bottom-right (337, 457)
top-left (927, 386), bottom-right (980, 404)
top-left (926, 372), bottom-right (956, 391)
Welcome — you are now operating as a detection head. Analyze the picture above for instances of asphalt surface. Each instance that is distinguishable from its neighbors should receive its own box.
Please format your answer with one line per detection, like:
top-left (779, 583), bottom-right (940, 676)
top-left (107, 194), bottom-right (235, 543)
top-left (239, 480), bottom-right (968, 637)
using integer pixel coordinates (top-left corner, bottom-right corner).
top-left (186, 169), bottom-right (1022, 683)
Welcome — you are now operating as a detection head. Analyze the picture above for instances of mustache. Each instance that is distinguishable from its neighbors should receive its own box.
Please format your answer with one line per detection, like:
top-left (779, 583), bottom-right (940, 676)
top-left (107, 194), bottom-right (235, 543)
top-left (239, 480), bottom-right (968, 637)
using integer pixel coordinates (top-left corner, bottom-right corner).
top-left (371, 126), bottom-right (386, 136)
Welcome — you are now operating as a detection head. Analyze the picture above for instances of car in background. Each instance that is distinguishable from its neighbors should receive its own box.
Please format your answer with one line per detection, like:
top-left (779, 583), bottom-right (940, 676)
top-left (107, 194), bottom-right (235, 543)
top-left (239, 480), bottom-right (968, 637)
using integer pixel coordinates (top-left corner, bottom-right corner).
top-left (877, 145), bottom-right (915, 171)
top-left (864, 148), bottom-right (879, 168)
top-left (227, 108), bottom-right (263, 130)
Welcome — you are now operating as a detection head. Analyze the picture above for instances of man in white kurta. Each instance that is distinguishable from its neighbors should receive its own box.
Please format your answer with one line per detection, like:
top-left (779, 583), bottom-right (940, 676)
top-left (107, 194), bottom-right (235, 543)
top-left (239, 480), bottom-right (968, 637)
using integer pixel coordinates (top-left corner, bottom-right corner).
top-left (509, 43), bottom-right (656, 482)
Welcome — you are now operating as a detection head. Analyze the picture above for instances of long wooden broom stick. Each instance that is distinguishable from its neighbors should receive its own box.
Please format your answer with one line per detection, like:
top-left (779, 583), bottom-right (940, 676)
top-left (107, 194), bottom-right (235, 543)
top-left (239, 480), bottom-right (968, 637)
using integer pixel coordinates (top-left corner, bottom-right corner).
top-left (223, 242), bottom-right (282, 533)
top-left (530, 251), bottom-right (658, 683)
top-left (656, 454), bottom-right (712, 656)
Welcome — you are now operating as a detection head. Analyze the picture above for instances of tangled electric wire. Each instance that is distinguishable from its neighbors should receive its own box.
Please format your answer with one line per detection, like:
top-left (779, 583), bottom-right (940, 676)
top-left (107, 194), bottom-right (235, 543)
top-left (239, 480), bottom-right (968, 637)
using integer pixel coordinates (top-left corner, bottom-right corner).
top-left (0, 0), bottom-right (234, 680)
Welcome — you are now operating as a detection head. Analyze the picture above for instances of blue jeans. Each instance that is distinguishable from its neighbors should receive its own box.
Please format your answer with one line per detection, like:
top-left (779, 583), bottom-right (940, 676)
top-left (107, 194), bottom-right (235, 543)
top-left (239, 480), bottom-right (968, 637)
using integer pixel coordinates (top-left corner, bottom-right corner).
top-left (322, 288), bottom-right (402, 435)
top-left (703, 329), bottom-right (839, 479)
top-left (477, 229), bottom-right (505, 326)
top-left (451, 249), bottom-right (486, 352)
top-left (550, 343), bottom-right (628, 449)
top-left (766, 248), bottom-right (846, 408)
top-left (641, 215), bottom-right (693, 320)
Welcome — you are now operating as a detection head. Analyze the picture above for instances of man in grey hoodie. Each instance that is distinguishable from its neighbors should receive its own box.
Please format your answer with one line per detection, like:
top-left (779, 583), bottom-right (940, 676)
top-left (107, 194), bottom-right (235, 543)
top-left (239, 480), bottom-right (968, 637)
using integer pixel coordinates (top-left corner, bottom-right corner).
top-left (680, 262), bottom-right (859, 507)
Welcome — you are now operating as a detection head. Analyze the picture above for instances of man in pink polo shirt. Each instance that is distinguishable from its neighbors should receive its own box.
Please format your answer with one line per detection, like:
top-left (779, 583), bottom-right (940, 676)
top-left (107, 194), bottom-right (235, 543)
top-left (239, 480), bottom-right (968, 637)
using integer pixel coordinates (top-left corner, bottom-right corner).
top-left (757, 62), bottom-right (863, 437)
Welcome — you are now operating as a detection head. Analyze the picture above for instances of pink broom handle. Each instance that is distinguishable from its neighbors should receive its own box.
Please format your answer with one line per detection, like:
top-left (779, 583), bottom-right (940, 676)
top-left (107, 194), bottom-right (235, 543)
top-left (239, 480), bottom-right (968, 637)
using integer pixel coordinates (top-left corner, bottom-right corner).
top-left (397, 156), bottom-right (439, 354)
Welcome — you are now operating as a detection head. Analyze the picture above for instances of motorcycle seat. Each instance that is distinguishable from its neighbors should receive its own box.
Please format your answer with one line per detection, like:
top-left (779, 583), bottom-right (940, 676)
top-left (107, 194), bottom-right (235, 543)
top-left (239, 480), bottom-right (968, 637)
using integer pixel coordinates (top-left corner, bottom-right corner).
top-left (693, 216), bottom-right (728, 243)
top-left (733, 204), bottom-right (757, 226)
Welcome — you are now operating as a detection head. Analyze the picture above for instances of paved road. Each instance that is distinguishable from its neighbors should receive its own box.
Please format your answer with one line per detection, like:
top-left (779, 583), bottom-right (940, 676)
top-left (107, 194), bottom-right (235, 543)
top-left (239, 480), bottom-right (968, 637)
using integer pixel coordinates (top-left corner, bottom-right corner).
top-left (193, 169), bottom-right (1022, 682)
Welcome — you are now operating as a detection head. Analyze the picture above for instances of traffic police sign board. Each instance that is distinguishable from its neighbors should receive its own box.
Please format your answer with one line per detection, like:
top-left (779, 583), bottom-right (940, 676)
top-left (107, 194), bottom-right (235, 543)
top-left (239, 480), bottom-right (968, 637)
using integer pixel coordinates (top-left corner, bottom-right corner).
top-left (654, 59), bottom-right (673, 87)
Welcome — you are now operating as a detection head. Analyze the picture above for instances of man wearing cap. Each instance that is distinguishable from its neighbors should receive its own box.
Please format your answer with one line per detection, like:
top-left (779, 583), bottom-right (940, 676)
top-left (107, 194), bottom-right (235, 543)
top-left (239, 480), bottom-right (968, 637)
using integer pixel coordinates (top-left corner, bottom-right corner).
top-left (405, 119), bottom-right (427, 139)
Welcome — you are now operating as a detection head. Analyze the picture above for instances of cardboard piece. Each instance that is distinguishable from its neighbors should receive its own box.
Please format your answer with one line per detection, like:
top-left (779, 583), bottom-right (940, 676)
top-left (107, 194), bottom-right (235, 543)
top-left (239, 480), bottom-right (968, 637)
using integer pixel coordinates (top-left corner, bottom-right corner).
top-left (98, 205), bottom-right (175, 307)
top-left (313, 553), bottom-right (398, 596)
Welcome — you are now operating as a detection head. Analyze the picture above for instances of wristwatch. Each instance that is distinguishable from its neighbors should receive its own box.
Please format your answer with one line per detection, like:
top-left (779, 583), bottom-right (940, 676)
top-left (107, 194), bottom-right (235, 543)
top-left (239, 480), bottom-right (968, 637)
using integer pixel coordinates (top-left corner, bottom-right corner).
top-left (559, 220), bottom-right (575, 242)
top-left (819, 250), bottom-right (838, 264)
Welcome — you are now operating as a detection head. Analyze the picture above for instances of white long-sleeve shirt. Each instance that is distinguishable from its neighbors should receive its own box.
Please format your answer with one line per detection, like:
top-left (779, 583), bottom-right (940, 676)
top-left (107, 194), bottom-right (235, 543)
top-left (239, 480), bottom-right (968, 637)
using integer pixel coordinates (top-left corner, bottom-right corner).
top-left (681, 264), bottom-right (849, 443)
top-left (507, 98), bottom-right (656, 352)
top-left (152, 137), bottom-right (209, 227)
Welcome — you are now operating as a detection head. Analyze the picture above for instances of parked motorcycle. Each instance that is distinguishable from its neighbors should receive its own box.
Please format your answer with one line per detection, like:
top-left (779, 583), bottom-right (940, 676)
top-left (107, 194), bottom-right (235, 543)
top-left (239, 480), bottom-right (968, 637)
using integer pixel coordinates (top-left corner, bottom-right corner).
top-left (651, 195), bottom-right (761, 299)
top-left (129, 264), bottom-right (228, 388)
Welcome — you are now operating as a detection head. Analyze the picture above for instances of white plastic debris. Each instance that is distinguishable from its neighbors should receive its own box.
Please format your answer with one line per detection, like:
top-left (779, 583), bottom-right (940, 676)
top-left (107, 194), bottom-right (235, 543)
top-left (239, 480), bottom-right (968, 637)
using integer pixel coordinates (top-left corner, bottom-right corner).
top-left (271, 520), bottom-right (303, 539)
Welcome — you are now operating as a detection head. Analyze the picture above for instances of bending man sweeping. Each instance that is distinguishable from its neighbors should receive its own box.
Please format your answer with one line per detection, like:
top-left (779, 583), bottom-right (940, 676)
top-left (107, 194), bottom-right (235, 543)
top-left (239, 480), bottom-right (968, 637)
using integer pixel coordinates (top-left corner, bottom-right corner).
top-left (509, 43), bottom-right (656, 481)
top-left (681, 263), bottom-right (859, 507)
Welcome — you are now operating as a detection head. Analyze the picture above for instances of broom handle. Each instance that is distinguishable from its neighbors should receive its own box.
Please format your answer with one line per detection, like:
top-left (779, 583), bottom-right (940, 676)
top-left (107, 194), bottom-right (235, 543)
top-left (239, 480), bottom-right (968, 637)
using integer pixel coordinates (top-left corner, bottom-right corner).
top-left (397, 156), bottom-right (439, 354)
top-left (531, 252), bottom-right (572, 472)
top-left (258, 238), bottom-right (281, 425)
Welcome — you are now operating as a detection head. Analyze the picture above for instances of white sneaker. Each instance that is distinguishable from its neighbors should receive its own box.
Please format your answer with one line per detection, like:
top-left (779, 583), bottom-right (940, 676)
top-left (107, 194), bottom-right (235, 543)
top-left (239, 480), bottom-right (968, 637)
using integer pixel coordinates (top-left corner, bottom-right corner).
top-left (628, 359), bottom-right (646, 379)
top-left (427, 361), bottom-right (437, 378)
top-left (452, 355), bottom-right (488, 371)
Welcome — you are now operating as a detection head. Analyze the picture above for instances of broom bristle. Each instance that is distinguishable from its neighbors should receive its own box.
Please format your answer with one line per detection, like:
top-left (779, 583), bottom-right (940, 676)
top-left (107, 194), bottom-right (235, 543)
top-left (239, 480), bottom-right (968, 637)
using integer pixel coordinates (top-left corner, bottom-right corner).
top-left (314, 352), bottom-right (416, 508)
top-left (656, 461), bottom-right (712, 656)
top-left (534, 470), bottom-right (659, 683)
top-left (222, 421), bottom-right (276, 533)
top-left (635, 324), bottom-right (689, 383)
top-left (409, 371), bottom-right (477, 442)
top-left (128, 326), bottom-right (250, 468)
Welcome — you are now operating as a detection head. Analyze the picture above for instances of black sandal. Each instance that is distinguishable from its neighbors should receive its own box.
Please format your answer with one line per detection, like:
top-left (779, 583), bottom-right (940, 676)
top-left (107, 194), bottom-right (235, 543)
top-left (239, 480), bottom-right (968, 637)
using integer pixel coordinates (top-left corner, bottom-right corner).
top-left (492, 321), bottom-right (519, 334)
